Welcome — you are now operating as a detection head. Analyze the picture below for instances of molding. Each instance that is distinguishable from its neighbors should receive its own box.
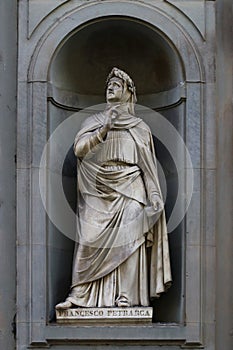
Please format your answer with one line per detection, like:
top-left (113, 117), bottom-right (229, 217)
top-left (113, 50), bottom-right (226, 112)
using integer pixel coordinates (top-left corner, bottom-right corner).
top-left (27, 0), bottom-right (69, 38)
top-left (26, 1), bottom-right (204, 82)
top-left (47, 83), bottom-right (187, 110)
top-left (165, 0), bottom-right (206, 40)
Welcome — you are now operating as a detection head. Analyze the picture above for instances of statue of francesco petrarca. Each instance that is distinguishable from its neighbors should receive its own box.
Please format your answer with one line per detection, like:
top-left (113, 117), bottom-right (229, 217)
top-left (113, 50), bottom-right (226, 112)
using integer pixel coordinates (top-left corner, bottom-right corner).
top-left (56, 67), bottom-right (172, 309)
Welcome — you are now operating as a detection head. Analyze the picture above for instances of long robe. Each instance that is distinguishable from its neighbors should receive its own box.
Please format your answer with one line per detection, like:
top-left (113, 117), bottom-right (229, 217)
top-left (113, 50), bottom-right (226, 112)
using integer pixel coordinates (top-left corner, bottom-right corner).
top-left (66, 112), bottom-right (172, 307)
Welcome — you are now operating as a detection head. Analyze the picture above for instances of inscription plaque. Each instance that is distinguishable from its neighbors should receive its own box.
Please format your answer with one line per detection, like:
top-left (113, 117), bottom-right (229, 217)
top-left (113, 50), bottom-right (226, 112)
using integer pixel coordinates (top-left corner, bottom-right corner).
top-left (56, 307), bottom-right (153, 324)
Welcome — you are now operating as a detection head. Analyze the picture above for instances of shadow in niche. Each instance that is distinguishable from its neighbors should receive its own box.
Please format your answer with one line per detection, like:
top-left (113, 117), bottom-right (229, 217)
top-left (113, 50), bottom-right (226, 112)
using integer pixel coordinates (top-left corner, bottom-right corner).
top-left (48, 146), bottom-right (77, 323)
top-left (48, 226), bottom-right (74, 323)
top-left (152, 136), bottom-right (184, 323)
top-left (62, 144), bottom-right (77, 214)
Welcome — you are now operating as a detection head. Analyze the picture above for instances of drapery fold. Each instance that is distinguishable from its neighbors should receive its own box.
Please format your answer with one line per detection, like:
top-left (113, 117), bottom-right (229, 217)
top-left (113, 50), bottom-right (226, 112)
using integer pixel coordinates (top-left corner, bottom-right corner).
top-left (70, 112), bottom-right (172, 300)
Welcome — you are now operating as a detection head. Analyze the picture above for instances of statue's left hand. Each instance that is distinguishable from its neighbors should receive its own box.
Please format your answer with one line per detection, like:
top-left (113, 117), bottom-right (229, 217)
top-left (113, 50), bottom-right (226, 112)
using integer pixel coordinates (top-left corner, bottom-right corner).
top-left (151, 194), bottom-right (164, 212)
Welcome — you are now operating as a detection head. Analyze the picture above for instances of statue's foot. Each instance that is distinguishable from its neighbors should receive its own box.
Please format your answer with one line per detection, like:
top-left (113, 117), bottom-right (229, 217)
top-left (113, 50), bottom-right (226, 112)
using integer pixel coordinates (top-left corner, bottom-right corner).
top-left (117, 300), bottom-right (130, 307)
top-left (55, 300), bottom-right (72, 310)
top-left (115, 296), bottom-right (130, 307)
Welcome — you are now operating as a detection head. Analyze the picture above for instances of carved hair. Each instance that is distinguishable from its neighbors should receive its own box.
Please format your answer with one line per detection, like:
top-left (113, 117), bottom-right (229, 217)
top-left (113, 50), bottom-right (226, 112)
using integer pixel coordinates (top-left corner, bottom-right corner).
top-left (106, 67), bottom-right (137, 115)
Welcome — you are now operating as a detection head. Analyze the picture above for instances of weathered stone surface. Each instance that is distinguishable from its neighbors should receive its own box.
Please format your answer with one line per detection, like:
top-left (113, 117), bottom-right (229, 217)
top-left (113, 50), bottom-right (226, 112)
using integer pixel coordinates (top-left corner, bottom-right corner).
top-left (28, 0), bottom-right (68, 37)
top-left (165, 0), bottom-right (205, 38)
top-left (0, 1), bottom-right (17, 349)
top-left (216, 0), bottom-right (233, 349)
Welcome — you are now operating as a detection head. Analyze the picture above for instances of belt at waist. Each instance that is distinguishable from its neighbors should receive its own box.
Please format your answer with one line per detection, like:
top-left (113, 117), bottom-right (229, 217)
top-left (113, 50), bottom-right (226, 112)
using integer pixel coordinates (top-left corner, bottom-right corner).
top-left (101, 161), bottom-right (136, 170)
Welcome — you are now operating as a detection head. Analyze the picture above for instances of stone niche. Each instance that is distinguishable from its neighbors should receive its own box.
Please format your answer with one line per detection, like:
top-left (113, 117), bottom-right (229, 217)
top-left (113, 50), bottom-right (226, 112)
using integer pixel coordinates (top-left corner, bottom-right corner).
top-left (47, 17), bottom-right (185, 324)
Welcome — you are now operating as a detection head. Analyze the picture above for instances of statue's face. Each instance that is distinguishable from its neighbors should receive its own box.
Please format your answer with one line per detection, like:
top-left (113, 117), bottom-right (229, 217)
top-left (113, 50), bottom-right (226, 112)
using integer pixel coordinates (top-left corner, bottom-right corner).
top-left (106, 77), bottom-right (124, 103)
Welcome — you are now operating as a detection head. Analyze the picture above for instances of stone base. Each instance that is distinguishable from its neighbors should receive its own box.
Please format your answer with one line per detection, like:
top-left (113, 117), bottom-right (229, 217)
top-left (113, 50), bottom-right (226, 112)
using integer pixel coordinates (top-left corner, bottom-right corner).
top-left (56, 307), bottom-right (153, 324)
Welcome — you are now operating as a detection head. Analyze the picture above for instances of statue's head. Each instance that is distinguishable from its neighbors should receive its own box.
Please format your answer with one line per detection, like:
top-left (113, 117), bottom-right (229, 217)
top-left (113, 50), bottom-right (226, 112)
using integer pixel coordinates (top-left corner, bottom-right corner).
top-left (106, 67), bottom-right (137, 115)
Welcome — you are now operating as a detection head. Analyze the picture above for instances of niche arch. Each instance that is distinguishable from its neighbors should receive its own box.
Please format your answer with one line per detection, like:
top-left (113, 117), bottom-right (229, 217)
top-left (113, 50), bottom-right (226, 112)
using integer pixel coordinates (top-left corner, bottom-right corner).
top-left (23, 1), bottom-right (205, 346)
top-left (29, 2), bottom-right (203, 82)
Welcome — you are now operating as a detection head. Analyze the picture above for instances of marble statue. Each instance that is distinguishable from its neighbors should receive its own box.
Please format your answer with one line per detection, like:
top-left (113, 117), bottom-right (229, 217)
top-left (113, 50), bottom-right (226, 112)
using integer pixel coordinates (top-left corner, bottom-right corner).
top-left (56, 67), bottom-right (172, 310)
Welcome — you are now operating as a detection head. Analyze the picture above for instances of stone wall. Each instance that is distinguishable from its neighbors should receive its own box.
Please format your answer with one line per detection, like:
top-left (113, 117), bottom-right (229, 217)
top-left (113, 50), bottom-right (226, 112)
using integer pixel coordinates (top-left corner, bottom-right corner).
top-left (0, 1), bottom-right (17, 349)
top-left (216, 0), bottom-right (233, 348)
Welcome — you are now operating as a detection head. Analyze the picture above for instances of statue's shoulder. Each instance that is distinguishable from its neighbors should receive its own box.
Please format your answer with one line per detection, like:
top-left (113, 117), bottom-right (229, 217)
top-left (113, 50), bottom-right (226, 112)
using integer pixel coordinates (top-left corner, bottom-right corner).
top-left (81, 112), bottom-right (103, 129)
top-left (134, 118), bottom-right (152, 134)
top-left (131, 117), bottom-right (154, 146)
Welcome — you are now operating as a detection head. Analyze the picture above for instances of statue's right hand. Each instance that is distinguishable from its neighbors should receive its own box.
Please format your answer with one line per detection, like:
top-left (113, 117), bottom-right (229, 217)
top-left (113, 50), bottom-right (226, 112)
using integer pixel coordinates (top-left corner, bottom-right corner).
top-left (103, 105), bottom-right (120, 129)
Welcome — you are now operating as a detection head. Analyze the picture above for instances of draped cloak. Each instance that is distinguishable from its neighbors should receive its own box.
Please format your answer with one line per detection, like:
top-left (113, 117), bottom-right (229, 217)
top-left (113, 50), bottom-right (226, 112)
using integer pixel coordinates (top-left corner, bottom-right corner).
top-left (69, 112), bottom-right (172, 306)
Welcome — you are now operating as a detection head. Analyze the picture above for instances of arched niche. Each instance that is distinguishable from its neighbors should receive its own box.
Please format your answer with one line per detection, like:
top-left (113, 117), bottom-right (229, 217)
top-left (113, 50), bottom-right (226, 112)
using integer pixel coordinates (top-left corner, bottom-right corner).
top-left (47, 16), bottom-right (186, 324)
top-left (48, 17), bottom-right (183, 109)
